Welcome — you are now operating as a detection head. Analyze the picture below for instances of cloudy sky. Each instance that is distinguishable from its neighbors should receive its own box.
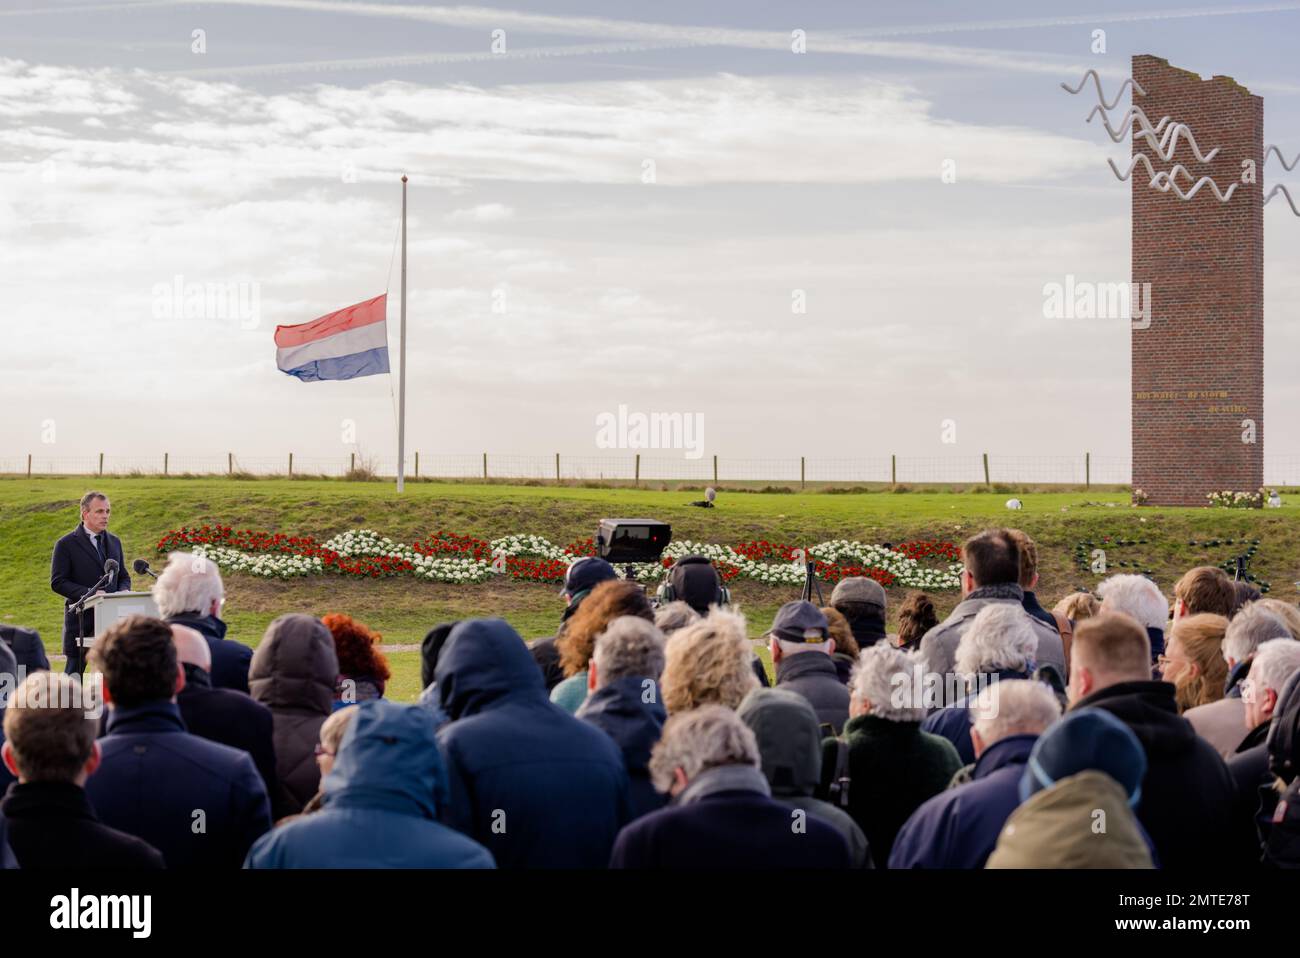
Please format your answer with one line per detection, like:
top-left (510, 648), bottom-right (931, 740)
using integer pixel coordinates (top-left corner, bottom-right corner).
top-left (4, 0), bottom-right (1300, 478)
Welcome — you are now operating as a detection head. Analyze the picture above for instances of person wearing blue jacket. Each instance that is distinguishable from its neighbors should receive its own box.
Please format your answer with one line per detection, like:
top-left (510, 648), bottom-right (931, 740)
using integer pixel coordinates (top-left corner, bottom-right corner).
top-left (244, 699), bottom-right (495, 869)
top-left (84, 615), bottom-right (271, 869)
top-left (436, 617), bottom-right (631, 868)
top-left (890, 679), bottom-right (1060, 868)
top-left (576, 616), bottom-right (668, 821)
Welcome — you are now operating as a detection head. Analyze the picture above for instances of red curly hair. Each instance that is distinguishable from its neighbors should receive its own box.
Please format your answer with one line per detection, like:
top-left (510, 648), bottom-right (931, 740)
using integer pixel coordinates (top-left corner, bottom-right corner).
top-left (322, 613), bottom-right (391, 683)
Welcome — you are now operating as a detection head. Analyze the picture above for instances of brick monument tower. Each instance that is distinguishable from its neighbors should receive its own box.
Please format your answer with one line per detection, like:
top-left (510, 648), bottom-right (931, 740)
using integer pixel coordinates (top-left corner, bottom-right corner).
top-left (1131, 55), bottom-right (1263, 505)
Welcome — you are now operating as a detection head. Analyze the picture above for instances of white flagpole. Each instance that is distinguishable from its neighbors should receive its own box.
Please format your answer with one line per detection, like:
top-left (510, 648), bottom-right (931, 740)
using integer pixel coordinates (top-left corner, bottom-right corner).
top-left (397, 174), bottom-right (408, 493)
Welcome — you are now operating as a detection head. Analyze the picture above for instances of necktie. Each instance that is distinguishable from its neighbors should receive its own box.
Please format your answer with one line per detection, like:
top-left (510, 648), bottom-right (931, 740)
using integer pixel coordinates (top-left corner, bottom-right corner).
top-left (95, 532), bottom-right (107, 565)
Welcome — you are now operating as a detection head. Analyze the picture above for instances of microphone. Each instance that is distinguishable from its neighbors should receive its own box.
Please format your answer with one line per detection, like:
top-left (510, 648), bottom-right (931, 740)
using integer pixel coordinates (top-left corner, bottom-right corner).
top-left (104, 558), bottom-right (119, 577)
top-left (133, 558), bottom-right (158, 579)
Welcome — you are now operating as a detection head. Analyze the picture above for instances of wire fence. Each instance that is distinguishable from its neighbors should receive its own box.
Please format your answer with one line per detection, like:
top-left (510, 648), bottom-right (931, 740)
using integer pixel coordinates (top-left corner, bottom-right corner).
top-left (3, 451), bottom-right (1298, 487)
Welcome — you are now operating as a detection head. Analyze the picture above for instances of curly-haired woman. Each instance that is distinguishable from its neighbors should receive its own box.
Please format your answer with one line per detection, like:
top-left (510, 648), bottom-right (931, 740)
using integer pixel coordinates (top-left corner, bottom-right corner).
top-left (322, 613), bottom-right (391, 708)
top-left (551, 579), bottom-right (654, 713)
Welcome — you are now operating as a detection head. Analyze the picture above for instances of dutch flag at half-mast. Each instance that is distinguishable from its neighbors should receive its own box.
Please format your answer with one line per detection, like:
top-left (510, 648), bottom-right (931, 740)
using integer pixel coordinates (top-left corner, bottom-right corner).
top-left (274, 294), bottom-right (390, 382)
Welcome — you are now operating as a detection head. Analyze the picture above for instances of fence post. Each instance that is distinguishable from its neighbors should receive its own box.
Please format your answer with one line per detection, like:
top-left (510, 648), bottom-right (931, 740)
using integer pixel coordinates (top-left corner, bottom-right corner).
top-left (482, 453), bottom-right (488, 480)
top-left (228, 452), bottom-right (233, 475)
top-left (1085, 451), bottom-right (1091, 489)
top-left (164, 453), bottom-right (168, 476)
top-left (635, 453), bottom-right (640, 485)
top-left (414, 451), bottom-right (419, 478)
top-left (27, 453), bottom-right (32, 478)
top-left (713, 455), bottom-right (718, 483)
top-left (98, 452), bottom-right (103, 476)
top-left (982, 452), bottom-right (990, 487)
top-left (288, 453), bottom-right (293, 477)
top-left (891, 454), bottom-right (896, 485)
top-left (350, 452), bottom-right (355, 474)
top-left (800, 456), bottom-right (805, 490)
top-left (555, 452), bottom-right (560, 483)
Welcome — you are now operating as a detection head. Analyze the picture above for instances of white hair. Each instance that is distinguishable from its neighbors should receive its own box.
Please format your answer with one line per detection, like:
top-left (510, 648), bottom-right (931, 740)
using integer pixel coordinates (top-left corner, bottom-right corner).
top-left (954, 604), bottom-right (1039, 677)
top-left (593, 616), bottom-right (666, 684)
top-left (850, 643), bottom-right (925, 723)
top-left (152, 551), bottom-right (224, 617)
top-left (648, 704), bottom-right (759, 793)
top-left (1249, 638), bottom-right (1300, 699)
top-left (1224, 607), bottom-right (1291, 666)
top-left (654, 601), bottom-right (700, 635)
top-left (970, 679), bottom-right (1061, 745)
top-left (775, 638), bottom-right (834, 658)
top-left (1097, 574), bottom-right (1169, 631)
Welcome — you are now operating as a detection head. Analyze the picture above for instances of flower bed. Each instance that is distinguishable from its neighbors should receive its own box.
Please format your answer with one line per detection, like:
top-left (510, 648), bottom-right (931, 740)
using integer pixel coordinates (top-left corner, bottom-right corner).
top-left (157, 525), bottom-right (962, 590)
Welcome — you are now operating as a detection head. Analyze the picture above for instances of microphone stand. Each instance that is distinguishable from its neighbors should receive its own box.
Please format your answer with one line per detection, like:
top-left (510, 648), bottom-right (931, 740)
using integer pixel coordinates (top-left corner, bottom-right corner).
top-left (70, 570), bottom-right (113, 661)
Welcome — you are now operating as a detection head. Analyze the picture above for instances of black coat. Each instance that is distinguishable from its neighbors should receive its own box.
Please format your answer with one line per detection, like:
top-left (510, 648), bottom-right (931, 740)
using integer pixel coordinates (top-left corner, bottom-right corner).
top-left (177, 663), bottom-right (281, 812)
top-left (1265, 777), bottom-right (1300, 868)
top-left (166, 612), bottom-right (253, 694)
top-left (775, 653), bottom-right (849, 734)
top-left (84, 700), bottom-right (271, 868)
top-left (610, 781), bottom-right (850, 869)
top-left (0, 781), bottom-right (164, 869)
top-left (1075, 680), bottom-right (1254, 869)
top-left (0, 625), bottom-right (50, 673)
top-left (50, 525), bottom-right (131, 654)
top-left (1228, 722), bottom-right (1275, 849)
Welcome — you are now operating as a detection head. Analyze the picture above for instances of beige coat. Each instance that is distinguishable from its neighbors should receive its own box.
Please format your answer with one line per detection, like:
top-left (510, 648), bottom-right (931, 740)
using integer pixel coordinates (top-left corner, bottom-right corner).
top-left (986, 770), bottom-right (1154, 869)
top-left (1184, 696), bottom-right (1248, 758)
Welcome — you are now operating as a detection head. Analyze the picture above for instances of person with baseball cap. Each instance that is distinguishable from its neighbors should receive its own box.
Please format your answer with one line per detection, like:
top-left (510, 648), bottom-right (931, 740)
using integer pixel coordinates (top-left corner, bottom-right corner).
top-left (831, 577), bottom-right (889, 649)
top-left (767, 601), bottom-right (850, 734)
top-left (530, 557), bottom-right (618, 692)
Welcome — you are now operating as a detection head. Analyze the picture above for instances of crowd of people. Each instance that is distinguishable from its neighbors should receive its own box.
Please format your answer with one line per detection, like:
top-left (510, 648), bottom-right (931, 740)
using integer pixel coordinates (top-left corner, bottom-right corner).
top-left (2, 511), bottom-right (1300, 870)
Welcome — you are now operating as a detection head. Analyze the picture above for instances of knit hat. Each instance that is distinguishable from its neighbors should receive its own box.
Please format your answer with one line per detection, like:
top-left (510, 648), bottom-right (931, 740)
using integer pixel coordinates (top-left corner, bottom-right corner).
top-left (1020, 707), bottom-right (1146, 807)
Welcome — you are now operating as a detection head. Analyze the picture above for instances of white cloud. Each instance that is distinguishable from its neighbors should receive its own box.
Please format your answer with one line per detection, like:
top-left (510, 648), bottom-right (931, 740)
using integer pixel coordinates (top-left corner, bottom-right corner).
top-left (446, 202), bottom-right (515, 224)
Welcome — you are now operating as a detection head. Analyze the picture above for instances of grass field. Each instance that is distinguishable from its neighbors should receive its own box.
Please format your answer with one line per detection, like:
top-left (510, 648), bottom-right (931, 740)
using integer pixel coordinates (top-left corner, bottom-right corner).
top-left (3, 477), bottom-right (1299, 702)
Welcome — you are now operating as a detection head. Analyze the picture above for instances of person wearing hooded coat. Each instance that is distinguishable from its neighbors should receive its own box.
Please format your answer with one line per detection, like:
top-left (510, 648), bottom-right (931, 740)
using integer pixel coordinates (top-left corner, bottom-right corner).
top-left (737, 688), bottom-right (872, 868)
top-left (244, 700), bottom-right (495, 868)
top-left (436, 618), bottom-right (630, 868)
top-left (249, 614), bottom-right (339, 818)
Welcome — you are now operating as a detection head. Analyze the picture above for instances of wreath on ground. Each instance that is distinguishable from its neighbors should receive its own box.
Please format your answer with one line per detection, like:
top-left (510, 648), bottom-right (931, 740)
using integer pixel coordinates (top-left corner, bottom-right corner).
top-left (156, 526), bottom-right (962, 590)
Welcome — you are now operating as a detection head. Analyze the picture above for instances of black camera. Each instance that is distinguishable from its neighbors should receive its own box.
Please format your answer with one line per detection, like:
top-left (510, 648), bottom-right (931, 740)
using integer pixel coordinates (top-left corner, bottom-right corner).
top-left (595, 518), bottom-right (672, 563)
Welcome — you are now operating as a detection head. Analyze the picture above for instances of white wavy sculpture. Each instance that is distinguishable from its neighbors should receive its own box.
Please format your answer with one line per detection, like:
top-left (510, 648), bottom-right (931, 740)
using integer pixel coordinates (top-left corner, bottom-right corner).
top-left (1135, 122), bottom-right (1221, 163)
top-left (1107, 153), bottom-right (1161, 182)
top-left (1265, 145), bottom-right (1299, 171)
top-left (1060, 69), bottom-right (1146, 110)
top-left (1149, 168), bottom-right (1238, 202)
top-left (1087, 104), bottom-right (1171, 142)
top-left (1265, 184), bottom-right (1300, 215)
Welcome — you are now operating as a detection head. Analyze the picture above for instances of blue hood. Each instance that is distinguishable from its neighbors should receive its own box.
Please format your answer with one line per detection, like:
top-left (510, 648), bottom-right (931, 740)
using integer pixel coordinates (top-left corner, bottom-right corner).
top-left (321, 700), bottom-right (448, 818)
top-left (575, 676), bottom-right (666, 772)
top-left (436, 618), bottom-right (545, 720)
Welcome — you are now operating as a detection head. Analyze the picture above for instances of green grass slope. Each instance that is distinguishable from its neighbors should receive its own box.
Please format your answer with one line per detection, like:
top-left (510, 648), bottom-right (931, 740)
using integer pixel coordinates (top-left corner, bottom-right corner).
top-left (3, 477), bottom-right (1298, 701)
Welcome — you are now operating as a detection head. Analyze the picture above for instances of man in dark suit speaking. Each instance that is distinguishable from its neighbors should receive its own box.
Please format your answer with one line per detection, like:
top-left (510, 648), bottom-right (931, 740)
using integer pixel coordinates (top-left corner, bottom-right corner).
top-left (50, 491), bottom-right (131, 675)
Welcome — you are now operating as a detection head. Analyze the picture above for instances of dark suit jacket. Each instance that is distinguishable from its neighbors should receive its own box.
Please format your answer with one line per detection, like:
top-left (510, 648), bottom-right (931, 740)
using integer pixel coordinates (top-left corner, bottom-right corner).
top-left (0, 625), bottom-right (51, 672)
top-left (177, 664), bottom-right (282, 816)
top-left (50, 525), bottom-right (132, 654)
top-left (1, 781), bottom-right (164, 869)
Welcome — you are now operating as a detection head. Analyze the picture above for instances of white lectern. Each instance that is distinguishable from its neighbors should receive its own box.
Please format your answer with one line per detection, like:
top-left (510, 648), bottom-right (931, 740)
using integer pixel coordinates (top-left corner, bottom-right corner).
top-left (79, 592), bottom-right (160, 647)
